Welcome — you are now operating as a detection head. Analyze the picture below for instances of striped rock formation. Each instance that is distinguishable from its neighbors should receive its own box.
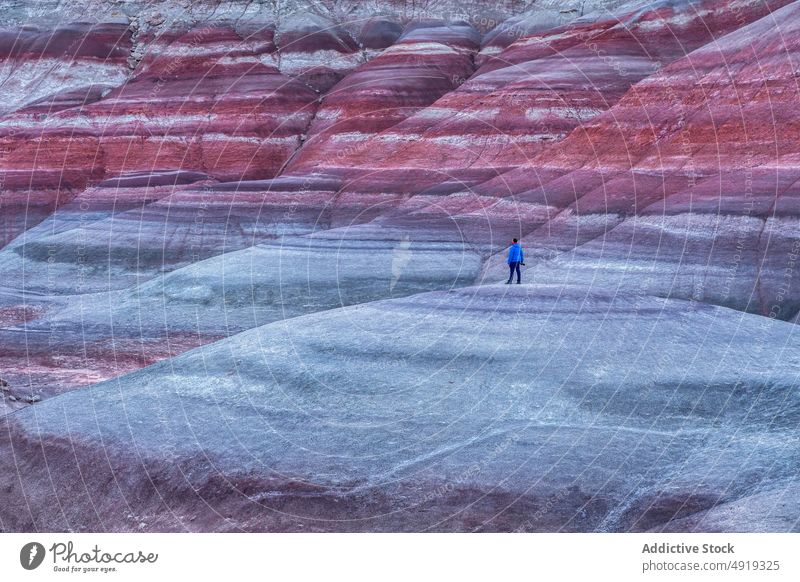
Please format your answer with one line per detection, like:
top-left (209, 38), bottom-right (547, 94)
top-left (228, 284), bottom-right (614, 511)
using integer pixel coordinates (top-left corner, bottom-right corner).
top-left (1, 0), bottom-right (799, 534)
top-left (285, 20), bottom-right (480, 173)
top-left (2, 285), bottom-right (799, 531)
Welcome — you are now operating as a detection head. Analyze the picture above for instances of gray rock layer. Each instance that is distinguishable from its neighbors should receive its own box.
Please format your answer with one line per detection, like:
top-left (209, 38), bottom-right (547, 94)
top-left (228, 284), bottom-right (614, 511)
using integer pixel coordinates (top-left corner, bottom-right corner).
top-left (2, 285), bottom-right (798, 532)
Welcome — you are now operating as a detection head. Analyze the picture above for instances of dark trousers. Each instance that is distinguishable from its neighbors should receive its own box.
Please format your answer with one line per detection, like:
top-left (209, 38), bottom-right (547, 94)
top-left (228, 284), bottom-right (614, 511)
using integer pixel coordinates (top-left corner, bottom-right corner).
top-left (508, 261), bottom-right (521, 283)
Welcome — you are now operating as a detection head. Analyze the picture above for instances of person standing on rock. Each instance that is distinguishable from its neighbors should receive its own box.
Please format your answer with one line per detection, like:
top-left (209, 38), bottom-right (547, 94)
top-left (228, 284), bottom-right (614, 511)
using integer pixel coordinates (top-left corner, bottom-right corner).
top-left (506, 238), bottom-right (525, 284)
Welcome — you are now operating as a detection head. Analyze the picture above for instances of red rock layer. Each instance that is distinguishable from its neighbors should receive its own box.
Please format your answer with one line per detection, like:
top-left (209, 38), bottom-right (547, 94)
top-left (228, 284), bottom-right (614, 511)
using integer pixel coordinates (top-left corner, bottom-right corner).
top-left (4, 2), bottom-right (800, 408)
top-left (315, 0), bottom-right (792, 188)
top-left (0, 22), bottom-right (319, 246)
top-left (475, 0), bottom-right (584, 68)
top-left (0, 22), bottom-right (132, 114)
top-left (274, 13), bottom-right (364, 92)
top-left (0, 22), bottom-right (319, 182)
top-left (285, 20), bottom-right (480, 173)
top-left (461, 2), bottom-right (800, 317)
top-left (0, 22), bottom-right (133, 245)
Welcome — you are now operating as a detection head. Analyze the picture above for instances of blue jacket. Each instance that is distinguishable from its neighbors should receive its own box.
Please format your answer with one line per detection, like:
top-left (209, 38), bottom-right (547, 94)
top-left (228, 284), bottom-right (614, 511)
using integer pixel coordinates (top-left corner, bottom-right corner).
top-left (507, 243), bottom-right (524, 264)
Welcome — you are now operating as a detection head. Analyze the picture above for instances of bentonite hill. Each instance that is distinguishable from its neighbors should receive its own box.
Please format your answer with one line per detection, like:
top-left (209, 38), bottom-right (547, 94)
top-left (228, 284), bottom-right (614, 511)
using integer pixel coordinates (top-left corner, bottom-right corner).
top-left (0, 0), bottom-right (799, 532)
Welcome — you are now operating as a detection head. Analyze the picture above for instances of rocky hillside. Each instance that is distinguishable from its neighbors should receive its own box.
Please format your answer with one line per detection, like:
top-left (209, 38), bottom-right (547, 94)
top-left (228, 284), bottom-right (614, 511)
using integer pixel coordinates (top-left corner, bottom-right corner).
top-left (1, 0), bottom-right (799, 532)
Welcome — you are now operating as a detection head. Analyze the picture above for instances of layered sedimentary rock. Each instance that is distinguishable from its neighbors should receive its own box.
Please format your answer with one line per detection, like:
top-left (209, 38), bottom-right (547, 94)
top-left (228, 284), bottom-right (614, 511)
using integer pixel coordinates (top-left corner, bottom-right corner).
top-left (475, 1), bottom-right (582, 67)
top-left (3, 0), bottom-right (800, 397)
top-left (285, 20), bottom-right (480, 172)
top-left (2, 0), bottom-right (800, 534)
top-left (0, 22), bottom-right (320, 246)
top-left (0, 222), bottom-right (485, 399)
top-left (2, 1), bottom-right (798, 391)
top-left (478, 0), bottom-right (800, 319)
top-left (0, 21), bottom-right (132, 245)
top-left (1, 23), bottom-right (318, 182)
top-left (0, 21), bottom-right (132, 114)
top-left (2, 285), bottom-right (799, 531)
top-left (273, 12), bottom-right (364, 92)
top-left (309, 0), bottom-right (792, 186)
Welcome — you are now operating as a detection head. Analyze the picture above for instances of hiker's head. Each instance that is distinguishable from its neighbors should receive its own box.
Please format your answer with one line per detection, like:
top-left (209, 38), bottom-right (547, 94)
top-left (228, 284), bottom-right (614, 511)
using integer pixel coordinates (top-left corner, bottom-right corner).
top-left (512, 238), bottom-right (518, 244)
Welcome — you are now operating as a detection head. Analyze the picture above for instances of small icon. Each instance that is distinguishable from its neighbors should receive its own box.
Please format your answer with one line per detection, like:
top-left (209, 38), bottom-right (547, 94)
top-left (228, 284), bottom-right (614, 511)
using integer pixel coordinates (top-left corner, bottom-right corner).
top-left (20, 542), bottom-right (46, 570)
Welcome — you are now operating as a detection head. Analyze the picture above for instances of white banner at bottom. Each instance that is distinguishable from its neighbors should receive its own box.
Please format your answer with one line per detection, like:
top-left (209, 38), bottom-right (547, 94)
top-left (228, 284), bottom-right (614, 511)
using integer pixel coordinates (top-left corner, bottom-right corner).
top-left (0, 533), bottom-right (796, 581)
